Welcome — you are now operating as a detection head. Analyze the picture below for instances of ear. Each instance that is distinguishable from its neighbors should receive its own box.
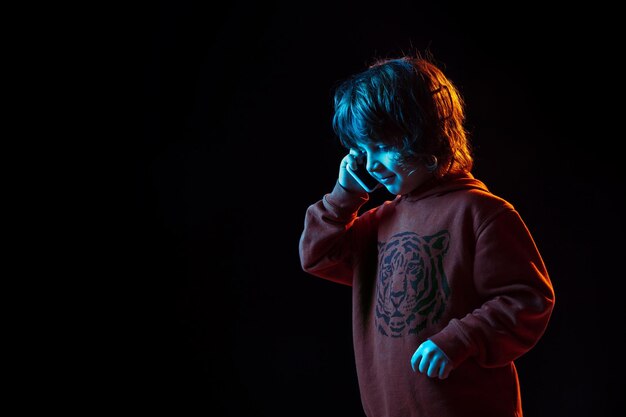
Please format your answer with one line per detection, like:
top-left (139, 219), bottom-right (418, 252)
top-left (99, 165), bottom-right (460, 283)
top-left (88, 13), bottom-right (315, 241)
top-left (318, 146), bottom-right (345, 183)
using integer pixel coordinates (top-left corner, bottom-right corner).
top-left (424, 155), bottom-right (438, 173)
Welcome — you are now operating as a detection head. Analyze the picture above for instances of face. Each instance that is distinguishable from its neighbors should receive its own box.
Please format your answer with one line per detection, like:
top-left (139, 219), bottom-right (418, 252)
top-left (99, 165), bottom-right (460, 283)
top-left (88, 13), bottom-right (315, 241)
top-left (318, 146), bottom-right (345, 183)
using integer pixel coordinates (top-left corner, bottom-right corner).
top-left (353, 142), bottom-right (431, 195)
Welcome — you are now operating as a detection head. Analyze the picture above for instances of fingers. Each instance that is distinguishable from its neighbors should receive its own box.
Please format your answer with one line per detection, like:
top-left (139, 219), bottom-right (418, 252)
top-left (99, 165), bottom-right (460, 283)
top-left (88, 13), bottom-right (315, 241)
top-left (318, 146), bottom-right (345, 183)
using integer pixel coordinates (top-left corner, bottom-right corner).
top-left (348, 148), bottom-right (362, 158)
top-left (339, 151), bottom-right (367, 193)
top-left (410, 340), bottom-right (452, 380)
top-left (439, 362), bottom-right (451, 379)
top-left (346, 149), bottom-right (365, 171)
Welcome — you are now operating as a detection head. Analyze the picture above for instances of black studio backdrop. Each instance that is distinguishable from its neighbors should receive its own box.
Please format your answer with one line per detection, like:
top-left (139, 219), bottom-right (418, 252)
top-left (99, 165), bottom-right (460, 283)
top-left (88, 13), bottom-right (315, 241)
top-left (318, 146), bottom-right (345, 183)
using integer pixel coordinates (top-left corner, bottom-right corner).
top-left (127, 1), bottom-right (624, 416)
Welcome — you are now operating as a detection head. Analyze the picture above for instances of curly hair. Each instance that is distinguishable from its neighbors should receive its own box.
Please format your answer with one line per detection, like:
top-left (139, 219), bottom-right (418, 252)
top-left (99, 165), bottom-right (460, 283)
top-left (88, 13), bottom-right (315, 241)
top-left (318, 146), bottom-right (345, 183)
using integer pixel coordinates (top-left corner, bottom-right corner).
top-left (332, 53), bottom-right (473, 176)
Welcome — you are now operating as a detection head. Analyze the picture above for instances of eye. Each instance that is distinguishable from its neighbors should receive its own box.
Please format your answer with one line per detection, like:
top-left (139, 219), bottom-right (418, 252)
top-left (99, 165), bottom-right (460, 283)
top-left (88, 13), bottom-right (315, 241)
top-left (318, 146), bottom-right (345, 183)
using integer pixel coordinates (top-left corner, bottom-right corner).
top-left (377, 145), bottom-right (390, 151)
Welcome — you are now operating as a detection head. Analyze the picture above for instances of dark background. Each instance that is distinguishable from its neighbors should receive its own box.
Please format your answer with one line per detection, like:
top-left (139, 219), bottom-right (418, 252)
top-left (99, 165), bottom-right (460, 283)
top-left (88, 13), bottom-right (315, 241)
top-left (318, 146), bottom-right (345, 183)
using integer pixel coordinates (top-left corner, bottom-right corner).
top-left (124, 1), bottom-right (624, 415)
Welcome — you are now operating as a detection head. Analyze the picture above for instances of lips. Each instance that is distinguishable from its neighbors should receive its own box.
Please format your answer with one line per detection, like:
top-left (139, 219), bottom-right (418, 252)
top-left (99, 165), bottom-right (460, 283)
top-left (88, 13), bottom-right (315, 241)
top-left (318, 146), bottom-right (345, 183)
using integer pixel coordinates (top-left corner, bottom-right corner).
top-left (378, 175), bottom-right (395, 184)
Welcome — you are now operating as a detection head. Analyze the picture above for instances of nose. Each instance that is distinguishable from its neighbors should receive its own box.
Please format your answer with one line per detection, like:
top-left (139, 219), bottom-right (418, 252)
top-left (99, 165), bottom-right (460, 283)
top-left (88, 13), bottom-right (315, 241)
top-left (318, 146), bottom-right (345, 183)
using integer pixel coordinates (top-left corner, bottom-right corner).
top-left (365, 154), bottom-right (382, 173)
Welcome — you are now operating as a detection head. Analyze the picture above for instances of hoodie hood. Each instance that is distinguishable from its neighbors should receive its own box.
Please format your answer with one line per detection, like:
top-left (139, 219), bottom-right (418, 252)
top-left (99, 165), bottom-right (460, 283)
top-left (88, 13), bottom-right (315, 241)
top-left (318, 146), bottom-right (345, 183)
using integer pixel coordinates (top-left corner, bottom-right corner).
top-left (401, 172), bottom-right (489, 202)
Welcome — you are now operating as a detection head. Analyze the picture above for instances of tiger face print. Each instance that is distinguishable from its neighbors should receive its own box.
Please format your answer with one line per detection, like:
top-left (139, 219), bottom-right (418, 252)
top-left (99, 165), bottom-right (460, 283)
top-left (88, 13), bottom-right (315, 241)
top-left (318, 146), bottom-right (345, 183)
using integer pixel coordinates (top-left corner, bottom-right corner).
top-left (375, 230), bottom-right (451, 337)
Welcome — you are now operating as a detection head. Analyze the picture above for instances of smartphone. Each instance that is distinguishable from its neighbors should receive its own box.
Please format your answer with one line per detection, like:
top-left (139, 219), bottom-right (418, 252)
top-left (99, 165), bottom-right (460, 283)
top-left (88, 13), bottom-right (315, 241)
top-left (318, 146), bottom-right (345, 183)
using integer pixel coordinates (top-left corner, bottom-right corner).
top-left (347, 162), bottom-right (381, 192)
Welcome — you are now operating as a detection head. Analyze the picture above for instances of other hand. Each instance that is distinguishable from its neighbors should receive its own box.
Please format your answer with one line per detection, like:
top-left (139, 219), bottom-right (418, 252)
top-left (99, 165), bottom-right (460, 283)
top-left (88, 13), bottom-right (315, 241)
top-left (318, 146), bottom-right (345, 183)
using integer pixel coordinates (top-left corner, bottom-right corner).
top-left (410, 339), bottom-right (453, 379)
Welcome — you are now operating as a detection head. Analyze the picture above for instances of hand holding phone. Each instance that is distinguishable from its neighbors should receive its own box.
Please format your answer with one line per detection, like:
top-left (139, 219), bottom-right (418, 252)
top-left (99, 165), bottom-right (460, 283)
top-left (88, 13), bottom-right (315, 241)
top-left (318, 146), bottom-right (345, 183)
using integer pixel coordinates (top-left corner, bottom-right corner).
top-left (346, 162), bottom-right (381, 192)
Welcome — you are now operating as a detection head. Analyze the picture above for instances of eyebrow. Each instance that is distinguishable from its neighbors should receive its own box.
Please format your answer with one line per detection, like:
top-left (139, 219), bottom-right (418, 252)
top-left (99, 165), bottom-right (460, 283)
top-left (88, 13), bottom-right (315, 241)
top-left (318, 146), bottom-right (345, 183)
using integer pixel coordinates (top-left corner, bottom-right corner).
top-left (357, 142), bottom-right (388, 150)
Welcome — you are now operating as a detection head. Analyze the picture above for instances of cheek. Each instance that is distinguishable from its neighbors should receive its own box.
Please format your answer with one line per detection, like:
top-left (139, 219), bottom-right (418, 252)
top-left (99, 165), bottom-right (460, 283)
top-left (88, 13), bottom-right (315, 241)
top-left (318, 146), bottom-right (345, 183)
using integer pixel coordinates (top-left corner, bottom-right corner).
top-left (383, 153), bottom-right (404, 171)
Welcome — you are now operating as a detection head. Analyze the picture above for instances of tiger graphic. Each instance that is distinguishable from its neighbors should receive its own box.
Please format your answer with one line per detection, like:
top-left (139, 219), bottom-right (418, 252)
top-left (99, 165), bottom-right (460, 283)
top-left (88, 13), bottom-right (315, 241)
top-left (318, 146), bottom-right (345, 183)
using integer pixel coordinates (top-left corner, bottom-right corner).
top-left (375, 230), bottom-right (451, 337)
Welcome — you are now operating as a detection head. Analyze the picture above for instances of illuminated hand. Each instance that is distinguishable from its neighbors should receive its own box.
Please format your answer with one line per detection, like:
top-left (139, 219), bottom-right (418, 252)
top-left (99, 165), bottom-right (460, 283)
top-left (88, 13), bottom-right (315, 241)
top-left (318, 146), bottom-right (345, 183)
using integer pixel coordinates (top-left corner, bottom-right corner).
top-left (338, 151), bottom-right (367, 193)
top-left (411, 339), bottom-right (453, 379)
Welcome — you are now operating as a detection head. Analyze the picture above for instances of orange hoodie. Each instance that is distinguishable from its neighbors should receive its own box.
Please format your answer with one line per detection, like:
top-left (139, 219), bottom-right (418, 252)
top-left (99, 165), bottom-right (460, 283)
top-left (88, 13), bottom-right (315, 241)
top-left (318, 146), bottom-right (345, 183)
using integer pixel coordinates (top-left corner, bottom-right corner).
top-left (299, 173), bottom-right (555, 417)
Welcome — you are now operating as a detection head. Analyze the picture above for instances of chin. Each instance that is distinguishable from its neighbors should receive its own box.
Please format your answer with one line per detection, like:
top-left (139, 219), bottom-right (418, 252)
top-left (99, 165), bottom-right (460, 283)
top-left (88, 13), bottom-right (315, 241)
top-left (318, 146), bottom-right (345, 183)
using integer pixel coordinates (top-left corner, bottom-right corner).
top-left (384, 185), bottom-right (401, 195)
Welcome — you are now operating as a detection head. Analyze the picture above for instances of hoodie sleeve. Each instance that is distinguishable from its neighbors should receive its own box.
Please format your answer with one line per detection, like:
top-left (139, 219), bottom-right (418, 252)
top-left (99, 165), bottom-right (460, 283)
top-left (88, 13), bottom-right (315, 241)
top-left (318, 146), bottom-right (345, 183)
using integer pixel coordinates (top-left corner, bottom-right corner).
top-left (429, 208), bottom-right (555, 368)
top-left (299, 182), bottom-right (370, 286)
